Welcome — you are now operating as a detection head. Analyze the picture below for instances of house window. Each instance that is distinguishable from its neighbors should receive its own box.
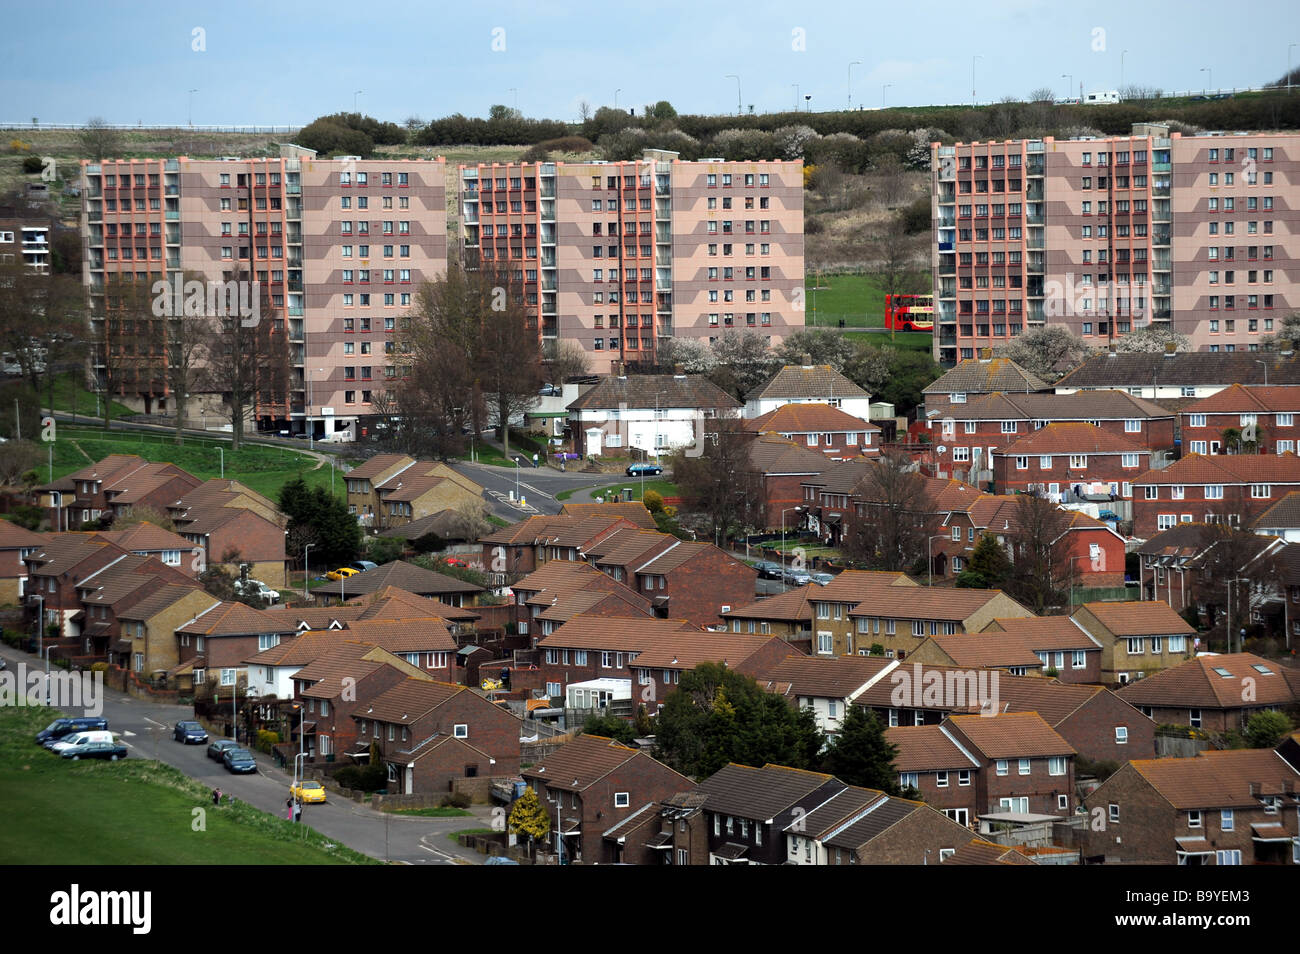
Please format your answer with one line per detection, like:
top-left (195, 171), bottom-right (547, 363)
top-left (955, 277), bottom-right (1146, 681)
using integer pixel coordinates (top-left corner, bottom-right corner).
top-left (1188, 811), bottom-right (1202, 828)
top-left (1109, 804), bottom-right (1120, 823)
top-left (996, 760), bottom-right (1008, 776)
top-left (899, 772), bottom-right (919, 789)
top-left (1115, 726), bottom-right (1128, 745)
top-left (1216, 850), bottom-right (1242, 865)
top-left (1018, 758), bottom-right (1031, 776)
top-left (936, 771), bottom-right (949, 787)
top-left (453, 724), bottom-right (468, 738)
top-left (1048, 757), bottom-right (1065, 776)
top-left (614, 792), bottom-right (629, 808)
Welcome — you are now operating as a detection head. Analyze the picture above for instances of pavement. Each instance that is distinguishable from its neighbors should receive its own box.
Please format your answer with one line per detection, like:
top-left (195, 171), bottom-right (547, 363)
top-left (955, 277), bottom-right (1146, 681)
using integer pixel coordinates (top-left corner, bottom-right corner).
top-left (1, 642), bottom-right (499, 866)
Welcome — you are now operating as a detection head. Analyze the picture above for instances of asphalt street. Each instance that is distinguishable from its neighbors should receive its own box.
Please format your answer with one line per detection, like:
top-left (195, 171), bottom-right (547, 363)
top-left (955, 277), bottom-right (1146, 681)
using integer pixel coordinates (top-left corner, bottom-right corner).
top-left (453, 460), bottom-right (615, 519)
top-left (2, 644), bottom-right (498, 866)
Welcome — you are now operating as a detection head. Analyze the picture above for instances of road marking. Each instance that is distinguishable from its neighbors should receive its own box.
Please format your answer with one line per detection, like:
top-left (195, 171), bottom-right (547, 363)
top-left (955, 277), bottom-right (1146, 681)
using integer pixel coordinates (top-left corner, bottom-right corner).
top-left (518, 481), bottom-right (553, 500)
top-left (120, 730), bottom-right (137, 737)
top-left (143, 718), bottom-right (168, 729)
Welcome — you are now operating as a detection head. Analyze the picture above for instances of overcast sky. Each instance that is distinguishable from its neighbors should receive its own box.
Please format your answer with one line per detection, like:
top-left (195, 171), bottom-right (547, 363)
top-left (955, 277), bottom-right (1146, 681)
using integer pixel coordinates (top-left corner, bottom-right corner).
top-left (4, 0), bottom-right (1298, 126)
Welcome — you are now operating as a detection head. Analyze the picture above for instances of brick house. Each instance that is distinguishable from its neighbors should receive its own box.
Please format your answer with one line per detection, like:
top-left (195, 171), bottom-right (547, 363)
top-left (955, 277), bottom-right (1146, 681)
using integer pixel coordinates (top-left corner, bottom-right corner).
top-left (744, 360), bottom-right (872, 420)
top-left (745, 433), bottom-right (828, 530)
top-left (693, 762), bottom-right (847, 865)
top-left (0, 520), bottom-right (47, 604)
top-left (355, 677), bottom-right (523, 795)
top-left (721, 585), bottom-right (816, 652)
top-left (311, 560), bottom-right (483, 606)
top-left (520, 734), bottom-right (692, 864)
top-left (1179, 384), bottom-right (1300, 457)
top-left (91, 522), bottom-right (201, 577)
top-left (1135, 523), bottom-right (1207, 611)
top-left (1081, 748), bottom-right (1300, 865)
top-left (742, 402), bottom-right (880, 460)
top-left (1052, 349), bottom-right (1300, 402)
top-left (627, 632), bottom-right (802, 710)
top-left (245, 630), bottom-right (346, 699)
top-left (36, 455), bottom-right (191, 530)
top-left (343, 453), bottom-right (484, 530)
top-left (557, 501), bottom-right (658, 528)
top-left (74, 552), bottom-right (202, 661)
top-left (167, 478), bottom-right (285, 529)
top-left (905, 632), bottom-right (1045, 676)
top-left (791, 785), bottom-right (978, 865)
top-left (992, 423), bottom-right (1150, 504)
top-left (174, 507), bottom-right (289, 589)
top-left (887, 724), bottom-right (982, 828)
top-left (1132, 453), bottom-right (1300, 538)
top-left (292, 641), bottom-right (432, 759)
top-left (942, 712), bottom-right (1077, 816)
top-left (942, 839), bottom-right (1038, 865)
top-left (509, 559), bottom-right (652, 638)
top-left (534, 615), bottom-right (699, 698)
top-left (800, 458), bottom-right (874, 546)
top-left (978, 615), bottom-right (1105, 683)
top-left (479, 513), bottom-right (636, 582)
top-left (1115, 652), bottom-right (1299, 734)
top-left (798, 569), bottom-right (917, 656)
top-left (629, 539), bottom-right (757, 628)
top-left (101, 466), bottom-right (203, 524)
top-left (927, 389), bottom-right (1175, 468)
top-left (840, 587), bottom-right (1034, 659)
top-left (341, 618), bottom-right (459, 683)
top-left (921, 354), bottom-right (1048, 420)
top-left (758, 654), bottom-right (897, 734)
top-left (176, 601), bottom-right (300, 692)
top-left (23, 535), bottom-right (129, 637)
top-left (1070, 600), bottom-right (1198, 685)
top-left (582, 527), bottom-right (677, 583)
top-left (1252, 491), bottom-right (1300, 542)
top-left (113, 583), bottom-right (219, 678)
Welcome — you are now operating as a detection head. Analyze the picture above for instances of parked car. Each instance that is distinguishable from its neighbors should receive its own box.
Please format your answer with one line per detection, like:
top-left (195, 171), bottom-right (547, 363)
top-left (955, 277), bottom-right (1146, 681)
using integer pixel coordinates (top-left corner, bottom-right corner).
top-left (290, 780), bottom-right (327, 804)
top-left (348, 560), bottom-right (378, 572)
top-left (443, 557), bottom-right (468, 568)
top-left (751, 561), bottom-right (784, 580)
top-left (37, 717), bottom-right (109, 746)
top-left (325, 566), bottom-right (360, 581)
top-left (49, 730), bottom-right (115, 753)
top-left (782, 567), bottom-right (811, 586)
top-left (625, 463), bottom-right (663, 477)
top-left (207, 739), bottom-right (241, 761)
top-left (173, 721), bottom-right (208, 744)
top-left (61, 740), bottom-right (128, 761)
top-left (222, 748), bottom-right (258, 774)
top-left (809, 571), bottom-right (835, 586)
top-left (233, 579), bottom-right (281, 605)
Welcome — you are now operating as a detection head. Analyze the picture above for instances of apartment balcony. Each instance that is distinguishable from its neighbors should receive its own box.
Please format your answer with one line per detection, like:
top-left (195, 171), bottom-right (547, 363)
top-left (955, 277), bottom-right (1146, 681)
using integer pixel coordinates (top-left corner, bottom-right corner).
top-left (1153, 226), bottom-right (1171, 246)
top-left (1152, 308), bottom-right (1172, 320)
top-left (165, 211), bottom-right (179, 220)
top-left (938, 241), bottom-right (954, 252)
top-left (1153, 282), bottom-right (1172, 296)
top-left (939, 333), bottom-right (957, 347)
top-left (1152, 162), bottom-right (1172, 173)
top-left (1027, 260), bottom-right (1044, 274)
top-left (1027, 235), bottom-right (1044, 249)
top-left (1152, 182), bottom-right (1171, 197)
top-left (937, 213), bottom-right (956, 228)
top-left (1026, 213), bottom-right (1044, 226)
top-left (287, 278), bottom-right (303, 292)
top-left (87, 209), bottom-right (102, 223)
top-left (1026, 183), bottom-right (1044, 201)
top-left (285, 183), bottom-right (302, 195)
top-left (166, 255), bottom-right (180, 268)
top-left (540, 249), bottom-right (556, 267)
top-left (1027, 158), bottom-right (1045, 176)
top-left (938, 263), bottom-right (956, 277)
top-left (287, 305), bottom-right (304, 316)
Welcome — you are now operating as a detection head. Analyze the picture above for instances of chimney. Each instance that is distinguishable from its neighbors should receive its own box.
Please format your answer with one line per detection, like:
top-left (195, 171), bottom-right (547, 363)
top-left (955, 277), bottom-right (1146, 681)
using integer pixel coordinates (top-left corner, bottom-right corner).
top-left (800, 352), bottom-right (814, 369)
top-left (674, 363), bottom-right (686, 381)
top-left (1164, 341), bottom-right (1177, 356)
top-left (1107, 343), bottom-right (1117, 357)
top-left (978, 348), bottom-right (993, 362)
top-left (617, 362), bottom-right (626, 380)
top-left (1280, 340), bottom-right (1294, 356)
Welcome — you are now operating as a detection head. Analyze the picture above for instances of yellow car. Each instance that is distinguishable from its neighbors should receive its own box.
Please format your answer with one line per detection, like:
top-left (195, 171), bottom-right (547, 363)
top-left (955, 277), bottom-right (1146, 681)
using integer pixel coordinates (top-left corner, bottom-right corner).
top-left (325, 566), bottom-right (360, 582)
top-left (290, 780), bottom-right (327, 804)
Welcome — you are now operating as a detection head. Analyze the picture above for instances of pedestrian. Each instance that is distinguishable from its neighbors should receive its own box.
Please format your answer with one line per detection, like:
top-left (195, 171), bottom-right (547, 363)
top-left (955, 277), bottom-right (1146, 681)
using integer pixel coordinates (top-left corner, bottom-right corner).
top-left (286, 798), bottom-right (294, 820)
top-left (212, 788), bottom-right (221, 806)
top-left (294, 798), bottom-right (303, 823)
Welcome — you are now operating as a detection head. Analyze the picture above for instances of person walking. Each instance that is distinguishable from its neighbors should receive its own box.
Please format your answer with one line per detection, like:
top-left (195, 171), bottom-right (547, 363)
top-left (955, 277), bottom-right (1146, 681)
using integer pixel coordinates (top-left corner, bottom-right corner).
top-left (212, 788), bottom-right (222, 806)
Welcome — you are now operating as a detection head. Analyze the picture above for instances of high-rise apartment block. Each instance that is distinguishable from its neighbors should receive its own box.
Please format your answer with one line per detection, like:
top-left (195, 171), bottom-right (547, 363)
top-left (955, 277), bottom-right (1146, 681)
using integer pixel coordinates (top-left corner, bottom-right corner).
top-left (80, 149), bottom-right (446, 438)
top-left (459, 150), bottom-right (804, 372)
top-left (930, 123), bottom-right (1297, 367)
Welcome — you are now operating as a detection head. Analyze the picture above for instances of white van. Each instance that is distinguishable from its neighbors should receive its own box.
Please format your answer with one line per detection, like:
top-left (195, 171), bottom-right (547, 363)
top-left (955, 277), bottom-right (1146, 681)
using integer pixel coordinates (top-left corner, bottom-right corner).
top-left (51, 730), bottom-right (114, 752)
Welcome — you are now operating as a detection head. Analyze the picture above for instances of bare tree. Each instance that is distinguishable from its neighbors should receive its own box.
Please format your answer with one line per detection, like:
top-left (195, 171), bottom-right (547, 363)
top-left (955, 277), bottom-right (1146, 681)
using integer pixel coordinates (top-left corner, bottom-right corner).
top-left (873, 216), bottom-right (929, 335)
top-left (670, 418), bottom-right (763, 542)
top-left (1028, 87), bottom-right (1056, 103)
top-left (1195, 519), bottom-right (1282, 649)
top-left (93, 276), bottom-right (167, 427)
top-left (450, 498), bottom-right (493, 544)
top-left (1010, 492), bottom-right (1072, 611)
top-left (198, 293), bottom-right (291, 452)
top-left (546, 339), bottom-right (589, 385)
top-left (78, 118), bottom-right (122, 161)
top-left (478, 275), bottom-right (545, 459)
top-left (843, 452), bottom-right (938, 572)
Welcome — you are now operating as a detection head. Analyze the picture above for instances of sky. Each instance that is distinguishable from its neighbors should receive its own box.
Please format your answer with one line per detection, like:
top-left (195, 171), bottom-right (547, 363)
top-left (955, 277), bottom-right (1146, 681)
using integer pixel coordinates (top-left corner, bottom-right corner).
top-left (3, 0), bottom-right (1299, 127)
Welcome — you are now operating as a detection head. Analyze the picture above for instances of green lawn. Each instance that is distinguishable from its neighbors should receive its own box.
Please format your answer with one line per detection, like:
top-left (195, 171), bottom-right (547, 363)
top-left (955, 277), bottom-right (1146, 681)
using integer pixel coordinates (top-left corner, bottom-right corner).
top-left (390, 806), bottom-right (473, 817)
top-left (44, 426), bottom-right (341, 502)
top-left (842, 329), bottom-right (934, 353)
top-left (0, 706), bottom-right (375, 865)
top-left (805, 272), bottom-right (889, 326)
top-left (556, 478), bottom-right (678, 502)
top-left (43, 373), bottom-right (136, 421)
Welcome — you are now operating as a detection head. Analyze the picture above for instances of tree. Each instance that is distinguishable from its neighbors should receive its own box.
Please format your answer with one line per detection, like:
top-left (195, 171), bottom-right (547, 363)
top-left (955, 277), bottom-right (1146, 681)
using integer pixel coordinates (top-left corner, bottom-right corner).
top-left (874, 215), bottom-right (929, 330)
top-left (449, 498), bottom-right (493, 544)
top-left (707, 330), bottom-right (778, 400)
top-left (157, 272), bottom-right (216, 445)
top-left (1243, 710), bottom-right (1292, 749)
top-left (773, 329), bottom-right (855, 372)
top-left (1028, 87), bottom-right (1056, 103)
top-left (581, 714), bottom-right (636, 745)
top-left (78, 118), bottom-right (122, 161)
top-left (842, 453), bottom-right (938, 571)
top-left (279, 475), bottom-right (361, 569)
top-left (1194, 521), bottom-right (1281, 649)
top-left (93, 275), bottom-right (168, 427)
top-left (650, 100), bottom-right (677, 121)
top-left (669, 418), bottom-right (763, 541)
top-left (656, 337), bottom-right (716, 374)
top-left (476, 271), bottom-right (545, 458)
top-left (653, 662), bottom-right (824, 779)
top-left (1008, 493), bottom-right (1072, 612)
top-left (508, 787), bottom-right (551, 859)
top-left (873, 349), bottom-right (941, 415)
top-left (956, 533), bottom-right (1013, 589)
top-left (198, 295), bottom-right (291, 451)
top-left (545, 339), bottom-right (589, 385)
top-left (996, 325), bottom-right (1089, 383)
top-left (1115, 324), bottom-right (1191, 353)
top-left (820, 707), bottom-right (900, 793)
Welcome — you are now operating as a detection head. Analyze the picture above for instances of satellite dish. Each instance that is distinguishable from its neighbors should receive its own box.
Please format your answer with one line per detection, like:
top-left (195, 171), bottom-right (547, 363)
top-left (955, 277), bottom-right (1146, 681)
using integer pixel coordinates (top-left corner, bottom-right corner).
top-left (937, 446), bottom-right (947, 454)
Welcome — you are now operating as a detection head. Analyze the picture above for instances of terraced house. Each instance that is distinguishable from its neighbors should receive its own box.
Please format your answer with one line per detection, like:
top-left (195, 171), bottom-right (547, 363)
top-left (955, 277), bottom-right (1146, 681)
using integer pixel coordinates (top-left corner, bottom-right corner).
top-left (991, 422), bottom-right (1150, 507)
top-left (1132, 452), bottom-right (1300, 537)
top-left (1179, 384), bottom-right (1300, 456)
top-left (342, 453), bottom-right (483, 529)
top-left (1069, 600), bottom-right (1198, 685)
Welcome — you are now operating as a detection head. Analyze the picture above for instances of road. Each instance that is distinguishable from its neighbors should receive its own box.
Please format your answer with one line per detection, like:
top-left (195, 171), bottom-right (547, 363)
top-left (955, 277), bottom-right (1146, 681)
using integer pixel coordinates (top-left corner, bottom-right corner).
top-left (454, 460), bottom-right (613, 520)
top-left (2, 644), bottom-right (496, 866)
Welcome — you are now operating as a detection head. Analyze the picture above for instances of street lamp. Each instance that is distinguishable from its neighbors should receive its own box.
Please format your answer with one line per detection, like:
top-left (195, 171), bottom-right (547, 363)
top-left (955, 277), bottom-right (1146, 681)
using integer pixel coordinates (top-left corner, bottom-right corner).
top-left (302, 543), bottom-right (313, 600)
top-left (1120, 50), bottom-right (1128, 91)
top-left (35, 594), bottom-right (45, 669)
top-left (883, 83), bottom-right (893, 109)
top-left (780, 506), bottom-right (804, 591)
top-left (726, 75), bottom-right (742, 115)
top-left (353, 90), bottom-right (363, 112)
top-left (1062, 74), bottom-right (1073, 101)
top-left (187, 89), bottom-right (197, 126)
top-left (1290, 45), bottom-right (1297, 95)
top-left (848, 61), bottom-right (861, 110)
top-left (1256, 360), bottom-right (1268, 387)
top-left (972, 54), bottom-right (983, 108)
top-left (1200, 68), bottom-right (1211, 93)
top-left (1225, 577), bottom-right (1250, 653)
top-left (614, 88), bottom-right (621, 110)
top-left (926, 533), bottom-right (950, 587)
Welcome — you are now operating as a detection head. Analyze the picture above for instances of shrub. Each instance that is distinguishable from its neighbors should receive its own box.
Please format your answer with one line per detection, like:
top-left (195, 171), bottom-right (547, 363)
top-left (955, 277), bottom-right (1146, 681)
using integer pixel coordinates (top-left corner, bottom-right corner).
top-left (255, 729), bottom-right (280, 754)
top-left (90, 662), bottom-right (109, 673)
top-left (8, 505), bottom-right (42, 530)
top-left (411, 532), bottom-right (445, 554)
top-left (643, 490), bottom-right (664, 514)
top-left (22, 155), bottom-right (44, 174)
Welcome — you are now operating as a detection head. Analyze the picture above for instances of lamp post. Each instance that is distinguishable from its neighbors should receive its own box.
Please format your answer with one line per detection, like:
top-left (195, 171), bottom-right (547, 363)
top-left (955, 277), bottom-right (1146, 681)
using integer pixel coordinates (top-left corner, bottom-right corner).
top-left (926, 533), bottom-right (949, 587)
top-left (792, 84), bottom-right (799, 110)
top-left (848, 61), bottom-right (861, 110)
top-left (1256, 360), bottom-right (1268, 386)
top-left (187, 89), bottom-right (197, 126)
top-left (1200, 68), bottom-right (1211, 94)
top-left (972, 54), bottom-right (982, 108)
top-left (1225, 576), bottom-right (1250, 653)
top-left (353, 90), bottom-right (363, 113)
top-left (1290, 45), bottom-right (1297, 94)
top-left (883, 83), bottom-right (893, 108)
top-left (725, 75), bottom-right (741, 115)
top-left (302, 543), bottom-right (313, 600)
top-left (1120, 50), bottom-right (1128, 91)
top-left (780, 506), bottom-right (804, 592)
top-left (35, 594), bottom-right (45, 669)
top-left (1062, 74), bottom-right (1073, 102)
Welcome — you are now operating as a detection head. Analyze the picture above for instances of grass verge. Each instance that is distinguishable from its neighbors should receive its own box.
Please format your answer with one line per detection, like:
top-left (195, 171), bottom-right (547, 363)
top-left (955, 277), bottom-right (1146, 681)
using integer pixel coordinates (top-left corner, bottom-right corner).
top-left (389, 806), bottom-right (474, 818)
top-left (555, 479), bottom-right (678, 502)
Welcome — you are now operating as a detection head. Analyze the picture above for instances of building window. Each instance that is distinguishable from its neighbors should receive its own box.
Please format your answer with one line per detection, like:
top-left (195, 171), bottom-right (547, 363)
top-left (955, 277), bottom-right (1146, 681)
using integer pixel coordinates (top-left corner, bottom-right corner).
top-left (453, 724), bottom-right (468, 738)
top-left (614, 792), bottom-right (629, 808)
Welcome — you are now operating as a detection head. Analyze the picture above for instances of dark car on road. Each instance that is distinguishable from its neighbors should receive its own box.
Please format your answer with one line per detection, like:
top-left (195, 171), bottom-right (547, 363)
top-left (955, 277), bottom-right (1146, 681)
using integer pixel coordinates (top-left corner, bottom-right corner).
top-left (173, 721), bottom-right (208, 744)
top-left (625, 463), bottom-right (663, 477)
top-left (60, 740), bottom-right (128, 761)
top-left (36, 717), bottom-right (108, 746)
top-left (750, 561), bottom-right (784, 580)
top-left (222, 748), bottom-right (257, 774)
top-left (207, 739), bottom-right (241, 761)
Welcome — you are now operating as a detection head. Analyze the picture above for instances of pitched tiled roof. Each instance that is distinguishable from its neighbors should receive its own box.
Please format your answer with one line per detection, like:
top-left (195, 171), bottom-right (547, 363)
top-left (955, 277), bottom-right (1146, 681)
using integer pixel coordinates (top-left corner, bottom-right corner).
top-left (745, 364), bottom-right (869, 402)
top-left (694, 763), bottom-right (841, 819)
top-left (1252, 492), bottom-right (1300, 530)
top-left (348, 586), bottom-right (480, 622)
top-left (25, 535), bottom-right (121, 576)
top-left (1183, 383), bottom-right (1300, 415)
top-left (746, 433), bottom-right (829, 477)
top-left (942, 838), bottom-right (1039, 865)
top-left (801, 458), bottom-right (873, 494)
top-left (846, 587), bottom-right (1031, 624)
top-left (245, 630), bottom-right (341, 667)
top-left (177, 601), bottom-right (297, 636)
top-left (997, 422), bottom-right (1148, 456)
top-left (946, 712), bottom-right (1075, 759)
top-left (93, 522), bottom-right (194, 554)
top-left (934, 390), bottom-right (1172, 422)
top-left (263, 605), bottom-right (365, 630)
top-left (821, 796), bottom-right (919, 850)
top-left (745, 402), bottom-right (878, 435)
top-left (921, 633), bottom-right (1045, 669)
top-left (1054, 351), bottom-right (1300, 390)
top-left (635, 541), bottom-right (747, 576)
top-left (356, 677), bottom-right (468, 723)
top-left (625, 633), bottom-right (788, 671)
top-left (1133, 452), bottom-right (1300, 487)
top-left (724, 584), bottom-right (815, 623)
top-left (344, 618), bottom-right (458, 653)
top-left (930, 477), bottom-right (985, 512)
top-left (923, 358), bottom-right (1048, 395)
top-left (982, 616), bottom-right (1101, 651)
top-left (480, 514), bottom-right (632, 549)
top-left (378, 509), bottom-right (464, 540)
top-left (312, 560), bottom-right (483, 599)
top-left (379, 473), bottom-right (447, 503)
top-left (522, 734), bottom-right (685, 792)
top-left (116, 584), bottom-right (214, 623)
top-left (346, 453), bottom-right (415, 482)
top-left (1115, 653), bottom-right (1297, 709)
top-left (887, 724), bottom-right (981, 771)
top-left (105, 465), bottom-right (199, 503)
top-left (535, 588), bottom-right (652, 623)
top-left (558, 501), bottom-right (658, 529)
top-left (1127, 748), bottom-right (1300, 810)
top-left (36, 454), bottom-right (147, 493)
top-left (813, 569), bottom-right (918, 604)
top-left (567, 373), bottom-right (741, 411)
top-left (295, 643), bottom-right (428, 699)
top-left (795, 786), bottom-right (885, 839)
top-left (537, 614), bottom-right (698, 651)
top-left (1135, 522), bottom-right (1211, 558)
top-left (584, 528), bottom-right (676, 567)
top-left (1075, 601), bottom-right (1195, 638)
top-left (760, 654), bottom-right (895, 699)
top-left (0, 520), bottom-right (49, 550)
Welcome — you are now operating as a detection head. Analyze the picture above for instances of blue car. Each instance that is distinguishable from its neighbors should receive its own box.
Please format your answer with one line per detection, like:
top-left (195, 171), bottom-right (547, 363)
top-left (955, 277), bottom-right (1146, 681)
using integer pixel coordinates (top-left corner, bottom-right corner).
top-left (222, 748), bottom-right (257, 774)
top-left (173, 721), bottom-right (208, 744)
top-left (625, 463), bottom-right (663, 477)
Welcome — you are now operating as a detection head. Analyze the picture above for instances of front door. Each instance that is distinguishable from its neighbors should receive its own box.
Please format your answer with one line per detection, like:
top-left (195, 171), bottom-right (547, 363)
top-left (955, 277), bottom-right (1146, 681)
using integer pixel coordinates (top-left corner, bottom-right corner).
top-left (405, 766), bottom-right (413, 795)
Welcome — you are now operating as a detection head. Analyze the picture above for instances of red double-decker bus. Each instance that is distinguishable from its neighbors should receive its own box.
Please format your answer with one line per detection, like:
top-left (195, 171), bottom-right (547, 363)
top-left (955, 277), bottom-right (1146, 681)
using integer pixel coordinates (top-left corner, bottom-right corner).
top-left (884, 294), bottom-right (934, 332)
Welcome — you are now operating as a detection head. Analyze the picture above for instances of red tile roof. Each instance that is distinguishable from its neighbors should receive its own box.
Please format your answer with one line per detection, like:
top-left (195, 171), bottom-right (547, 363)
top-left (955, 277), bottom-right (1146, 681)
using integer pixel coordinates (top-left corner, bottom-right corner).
top-left (997, 422), bottom-right (1148, 456)
top-left (946, 711), bottom-right (1076, 759)
top-left (887, 724), bottom-right (981, 771)
top-left (1134, 452), bottom-right (1300, 486)
top-left (745, 402), bottom-right (878, 435)
top-left (1127, 748), bottom-right (1300, 810)
top-left (1183, 384), bottom-right (1300, 415)
top-left (1074, 601), bottom-right (1195, 638)
top-left (1115, 653), bottom-right (1298, 709)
